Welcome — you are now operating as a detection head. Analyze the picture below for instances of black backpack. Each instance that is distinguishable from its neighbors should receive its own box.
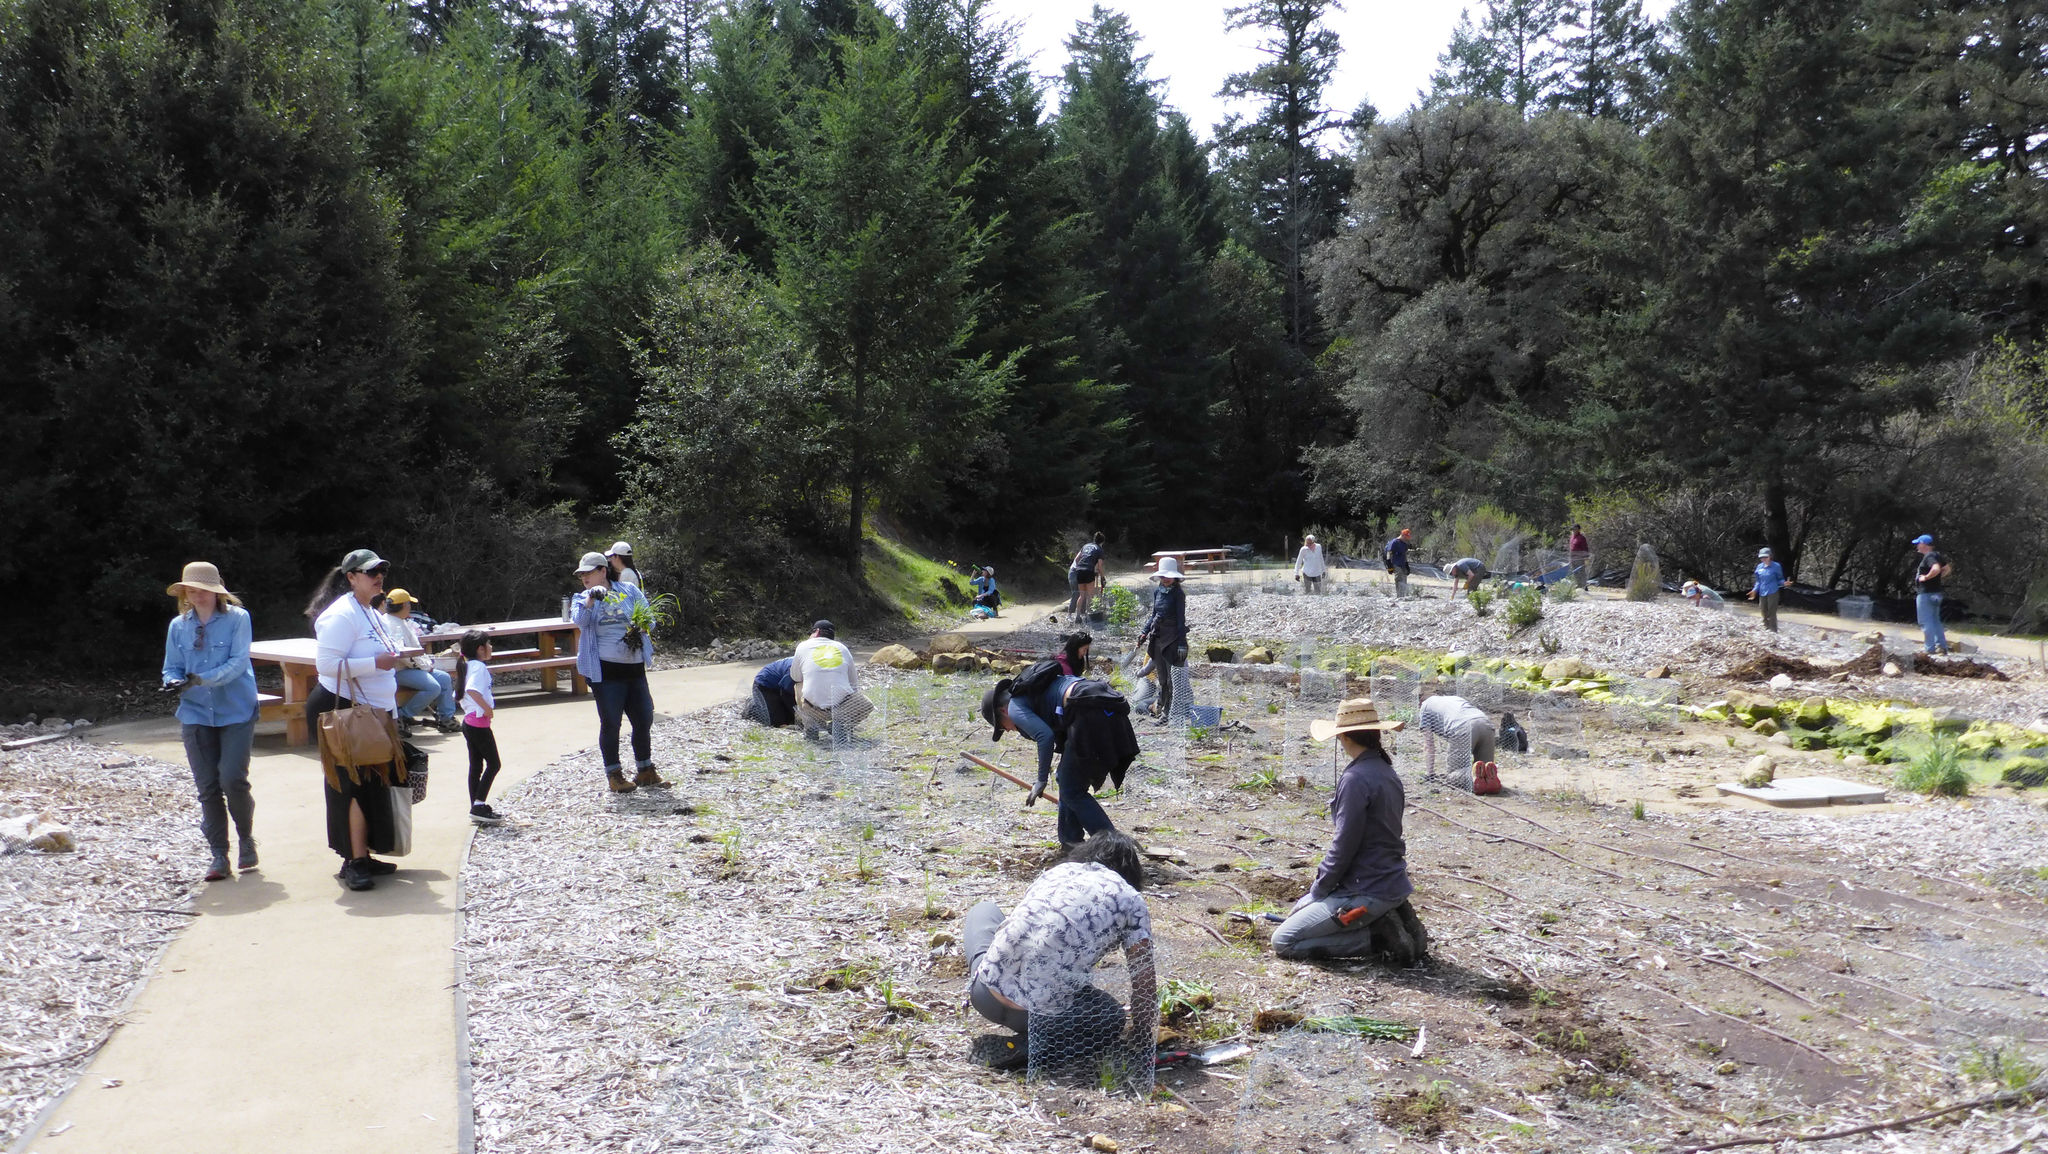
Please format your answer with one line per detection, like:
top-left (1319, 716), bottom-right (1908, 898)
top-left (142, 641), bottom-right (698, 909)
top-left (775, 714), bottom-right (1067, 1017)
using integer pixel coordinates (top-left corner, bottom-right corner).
top-left (1498, 712), bottom-right (1529, 753)
top-left (1009, 658), bottom-right (1064, 703)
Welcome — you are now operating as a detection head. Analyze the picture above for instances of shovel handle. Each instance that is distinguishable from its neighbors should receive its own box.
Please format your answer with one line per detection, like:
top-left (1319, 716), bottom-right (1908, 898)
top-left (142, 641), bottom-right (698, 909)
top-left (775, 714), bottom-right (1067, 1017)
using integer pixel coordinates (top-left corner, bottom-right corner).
top-left (960, 752), bottom-right (1059, 805)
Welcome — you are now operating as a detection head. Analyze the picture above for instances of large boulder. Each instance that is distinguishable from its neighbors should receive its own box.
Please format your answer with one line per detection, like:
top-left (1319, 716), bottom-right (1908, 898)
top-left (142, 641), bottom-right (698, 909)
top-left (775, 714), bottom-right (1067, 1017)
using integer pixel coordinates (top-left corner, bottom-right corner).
top-left (1750, 717), bottom-right (1781, 737)
top-left (929, 633), bottom-right (974, 655)
top-left (1205, 645), bottom-right (1235, 664)
top-left (872, 644), bottom-right (924, 670)
top-left (1794, 697), bottom-right (1831, 728)
top-left (1724, 689), bottom-right (1780, 723)
top-left (1741, 756), bottom-right (1775, 787)
top-left (1241, 647), bottom-right (1276, 665)
top-left (930, 653), bottom-right (969, 673)
top-left (1540, 657), bottom-right (1592, 682)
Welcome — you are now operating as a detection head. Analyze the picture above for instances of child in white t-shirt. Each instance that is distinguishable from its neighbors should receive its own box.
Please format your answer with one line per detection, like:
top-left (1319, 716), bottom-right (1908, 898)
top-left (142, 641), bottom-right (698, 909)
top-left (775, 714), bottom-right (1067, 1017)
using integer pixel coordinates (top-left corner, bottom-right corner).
top-left (456, 632), bottom-right (505, 826)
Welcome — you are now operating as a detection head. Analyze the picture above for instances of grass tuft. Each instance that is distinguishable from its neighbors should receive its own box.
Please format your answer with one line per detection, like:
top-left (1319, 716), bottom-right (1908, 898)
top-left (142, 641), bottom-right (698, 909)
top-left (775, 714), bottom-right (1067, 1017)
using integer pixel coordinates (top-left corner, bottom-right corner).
top-left (1895, 735), bottom-right (1970, 797)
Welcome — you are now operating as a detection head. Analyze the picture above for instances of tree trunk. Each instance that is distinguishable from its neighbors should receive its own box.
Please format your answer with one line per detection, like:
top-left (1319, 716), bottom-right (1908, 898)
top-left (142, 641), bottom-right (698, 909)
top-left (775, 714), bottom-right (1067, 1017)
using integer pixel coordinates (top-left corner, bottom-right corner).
top-left (846, 348), bottom-right (866, 577)
top-left (1763, 472), bottom-right (1793, 577)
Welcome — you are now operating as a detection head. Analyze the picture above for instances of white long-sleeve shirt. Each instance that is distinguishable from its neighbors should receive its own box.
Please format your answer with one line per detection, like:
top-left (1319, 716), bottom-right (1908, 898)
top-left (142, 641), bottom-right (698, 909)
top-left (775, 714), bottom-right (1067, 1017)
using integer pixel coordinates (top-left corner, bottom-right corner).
top-left (1294, 544), bottom-right (1327, 578)
top-left (316, 594), bottom-right (401, 710)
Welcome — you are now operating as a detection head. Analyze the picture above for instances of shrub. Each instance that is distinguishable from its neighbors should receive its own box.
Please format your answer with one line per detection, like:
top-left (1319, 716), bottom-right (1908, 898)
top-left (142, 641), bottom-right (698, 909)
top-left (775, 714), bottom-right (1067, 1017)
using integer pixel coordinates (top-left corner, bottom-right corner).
top-left (1895, 736), bottom-right (1970, 797)
top-left (1102, 583), bottom-right (1141, 626)
top-left (1467, 584), bottom-right (1495, 616)
top-left (1550, 578), bottom-right (1579, 602)
top-left (1504, 587), bottom-right (1544, 629)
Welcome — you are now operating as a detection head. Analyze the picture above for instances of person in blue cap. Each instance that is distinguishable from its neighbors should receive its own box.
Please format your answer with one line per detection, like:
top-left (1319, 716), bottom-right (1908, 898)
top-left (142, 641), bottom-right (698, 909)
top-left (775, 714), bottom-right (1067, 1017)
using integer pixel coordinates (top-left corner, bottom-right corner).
top-left (1911, 535), bottom-right (1950, 655)
top-left (1747, 547), bottom-right (1786, 632)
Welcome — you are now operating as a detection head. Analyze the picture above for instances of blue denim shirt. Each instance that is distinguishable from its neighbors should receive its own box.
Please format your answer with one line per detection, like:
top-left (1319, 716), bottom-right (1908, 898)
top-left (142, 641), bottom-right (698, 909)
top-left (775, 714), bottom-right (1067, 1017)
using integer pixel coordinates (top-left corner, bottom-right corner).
top-left (574, 583), bottom-right (653, 682)
top-left (1752, 561), bottom-right (1786, 598)
top-left (1006, 674), bottom-right (1081, 784)
top-left (161, 605), bottom-right (258, 727)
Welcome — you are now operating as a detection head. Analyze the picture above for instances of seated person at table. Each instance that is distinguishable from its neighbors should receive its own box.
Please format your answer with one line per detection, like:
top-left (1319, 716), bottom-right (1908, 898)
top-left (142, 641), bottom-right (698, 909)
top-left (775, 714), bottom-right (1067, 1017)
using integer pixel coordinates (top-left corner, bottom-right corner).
top-left (1271, 698), bottom-right (1428, 965)
top-left (965, 830), bottom-right (1156, 1072)
top-left (742, 657), bottom-right (797, 727)
top-left (381, 590), bottom-right (458, 734)
top-left (1448, 557), bottom-right (1489, 592)
top-left (792, 620), bottom-right (870, 742)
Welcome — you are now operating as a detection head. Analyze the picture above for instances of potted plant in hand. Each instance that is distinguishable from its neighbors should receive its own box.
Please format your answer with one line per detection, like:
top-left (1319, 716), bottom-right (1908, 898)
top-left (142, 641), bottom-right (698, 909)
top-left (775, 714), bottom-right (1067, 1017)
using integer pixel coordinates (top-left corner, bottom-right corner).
top-left (623, 592), bottom-right (681, 654)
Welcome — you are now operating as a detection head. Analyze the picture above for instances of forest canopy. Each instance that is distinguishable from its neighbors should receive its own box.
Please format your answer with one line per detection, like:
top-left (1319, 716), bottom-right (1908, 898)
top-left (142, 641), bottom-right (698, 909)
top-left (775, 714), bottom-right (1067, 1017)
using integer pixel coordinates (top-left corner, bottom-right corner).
top-left (2, 0), bottom-right (2044, 654)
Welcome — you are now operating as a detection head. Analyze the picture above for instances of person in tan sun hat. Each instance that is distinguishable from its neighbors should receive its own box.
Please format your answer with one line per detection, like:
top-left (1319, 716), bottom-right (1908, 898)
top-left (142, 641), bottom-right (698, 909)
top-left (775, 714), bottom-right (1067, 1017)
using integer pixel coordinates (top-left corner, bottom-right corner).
top-left (160, 562), bottom-right (260, 883)
top-left (1273, 698), bottom-right (1429, 964)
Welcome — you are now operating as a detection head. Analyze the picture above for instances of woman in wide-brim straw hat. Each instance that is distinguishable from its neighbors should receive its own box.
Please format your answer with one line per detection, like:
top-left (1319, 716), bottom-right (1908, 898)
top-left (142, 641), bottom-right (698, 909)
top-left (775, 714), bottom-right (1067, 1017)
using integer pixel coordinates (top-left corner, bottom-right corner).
top-left (1136, 555), bottom-right (1191, 722)
top-left (1274, 698), bottom-right (1429, 964)
top-left (160, 562), bottom-right (260, 882)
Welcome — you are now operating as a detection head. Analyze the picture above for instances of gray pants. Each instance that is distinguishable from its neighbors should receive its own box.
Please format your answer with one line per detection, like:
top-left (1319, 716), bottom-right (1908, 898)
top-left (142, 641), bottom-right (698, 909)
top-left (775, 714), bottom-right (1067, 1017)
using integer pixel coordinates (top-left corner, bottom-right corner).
top-left (1429, 726), bottom-right (1498, 789)
top-left (1271, 893), bottom-right (1402, 960)
top-left (1759, 590), bottom-right (1780, 632)
top-left (965, 901), bottom-right (1029, 1032)
top-left (183, 719), bottom-right (256, 857)
top-left (1301, 574), bottom-right (1324, 594)
top-left (1392, 569), bottom-right (1410, 599)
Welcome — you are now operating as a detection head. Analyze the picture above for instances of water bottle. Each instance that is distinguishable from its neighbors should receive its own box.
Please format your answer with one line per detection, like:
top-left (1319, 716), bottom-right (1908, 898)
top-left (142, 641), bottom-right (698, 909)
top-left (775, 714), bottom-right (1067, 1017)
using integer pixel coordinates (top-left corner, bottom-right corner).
top-left (560, 595), bottom-right (573, 622)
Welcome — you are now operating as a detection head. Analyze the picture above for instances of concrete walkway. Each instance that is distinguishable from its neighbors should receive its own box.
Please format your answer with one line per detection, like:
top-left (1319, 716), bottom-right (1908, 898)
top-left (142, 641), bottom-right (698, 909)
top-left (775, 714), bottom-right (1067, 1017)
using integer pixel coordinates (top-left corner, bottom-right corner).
top-left (21, 599), bottom-right (1063, 1154)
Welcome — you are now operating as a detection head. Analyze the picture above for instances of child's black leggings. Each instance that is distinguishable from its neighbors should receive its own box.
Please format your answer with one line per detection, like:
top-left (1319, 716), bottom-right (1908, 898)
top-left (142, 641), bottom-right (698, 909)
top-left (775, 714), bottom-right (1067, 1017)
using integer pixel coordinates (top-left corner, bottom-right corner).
top-left (462, 723), bottom-right (502, 805)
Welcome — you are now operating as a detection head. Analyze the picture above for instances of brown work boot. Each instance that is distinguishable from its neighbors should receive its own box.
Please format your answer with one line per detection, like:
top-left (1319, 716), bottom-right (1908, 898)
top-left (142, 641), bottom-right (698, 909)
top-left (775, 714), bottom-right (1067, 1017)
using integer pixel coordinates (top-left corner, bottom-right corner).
top-left (634, 766), bottom-right (671, 789)
top-left (606, 770), bottom-right (637, 794)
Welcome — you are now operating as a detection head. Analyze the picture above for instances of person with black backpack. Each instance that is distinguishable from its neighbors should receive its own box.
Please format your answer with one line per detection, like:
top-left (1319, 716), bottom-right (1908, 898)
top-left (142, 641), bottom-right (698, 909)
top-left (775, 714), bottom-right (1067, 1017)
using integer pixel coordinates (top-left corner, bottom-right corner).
top-left (980, 659), bottom-right (1139, 848)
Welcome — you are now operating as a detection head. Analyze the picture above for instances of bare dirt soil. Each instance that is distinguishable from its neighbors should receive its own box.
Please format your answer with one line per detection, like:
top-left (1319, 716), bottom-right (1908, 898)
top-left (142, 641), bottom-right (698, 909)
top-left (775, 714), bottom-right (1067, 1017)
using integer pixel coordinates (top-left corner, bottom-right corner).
top-left (459, 593), bottom-right (2048, 1153)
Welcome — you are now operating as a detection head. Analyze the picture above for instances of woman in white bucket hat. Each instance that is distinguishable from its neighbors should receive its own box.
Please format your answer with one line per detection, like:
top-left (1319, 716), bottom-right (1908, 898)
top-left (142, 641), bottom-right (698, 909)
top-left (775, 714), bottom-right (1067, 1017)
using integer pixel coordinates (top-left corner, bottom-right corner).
top-left (1137, 556), bottom-right (1191, 722)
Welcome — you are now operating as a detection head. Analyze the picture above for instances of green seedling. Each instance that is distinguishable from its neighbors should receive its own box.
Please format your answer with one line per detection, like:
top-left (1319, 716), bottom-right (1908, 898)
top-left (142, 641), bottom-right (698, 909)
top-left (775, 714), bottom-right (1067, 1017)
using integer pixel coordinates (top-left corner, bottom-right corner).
top-left (1632, 800), bottom-right (1647, 820)
top-left (1233, 766), bottom-right (1283, 791)
top-left (1895, 735), bottom-right (1969, 797)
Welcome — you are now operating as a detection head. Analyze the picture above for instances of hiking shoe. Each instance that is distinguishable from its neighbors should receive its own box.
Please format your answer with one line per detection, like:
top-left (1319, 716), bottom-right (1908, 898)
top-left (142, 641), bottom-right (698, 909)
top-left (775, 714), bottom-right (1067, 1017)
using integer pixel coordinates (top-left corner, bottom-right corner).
top-left (364, 857), bottom-right (398, 876)
top-left (338, 858), bottom-right (375, 891)
top-left (435, 715), bottom-right (462, 734)
top-left (205, 855), bottom-right (231, 882)
top-left (969, 1033), bottom-right (1029, 1072)
top-left (634, 766), bottom-right (671, 789)
top-left (470, 803), bottom-right (505, 827)
top-left (237, 839), bottom-right (259, 871)
top-left (397, 716), bottom-right (416, 737)
top-left (607, 770), bottom-right (637, 793)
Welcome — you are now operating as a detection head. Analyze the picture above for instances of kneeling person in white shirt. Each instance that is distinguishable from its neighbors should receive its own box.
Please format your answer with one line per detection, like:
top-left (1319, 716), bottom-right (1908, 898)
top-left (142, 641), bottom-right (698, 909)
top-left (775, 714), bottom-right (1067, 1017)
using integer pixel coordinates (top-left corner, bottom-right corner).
top-left (791, 620), bottom-right (869, 742)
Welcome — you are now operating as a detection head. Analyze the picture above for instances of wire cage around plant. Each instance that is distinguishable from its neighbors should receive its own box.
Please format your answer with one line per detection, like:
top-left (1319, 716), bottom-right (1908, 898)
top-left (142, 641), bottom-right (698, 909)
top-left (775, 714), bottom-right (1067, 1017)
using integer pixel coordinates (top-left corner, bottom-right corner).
top-left (1025, 945), bottom-right (1159, 1098)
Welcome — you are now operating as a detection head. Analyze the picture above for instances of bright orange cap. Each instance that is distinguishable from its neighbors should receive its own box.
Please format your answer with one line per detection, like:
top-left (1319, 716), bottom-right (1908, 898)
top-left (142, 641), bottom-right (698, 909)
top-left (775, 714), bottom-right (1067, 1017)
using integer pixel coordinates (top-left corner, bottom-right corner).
top-left (1399, 528), bottom-right (1413, 538)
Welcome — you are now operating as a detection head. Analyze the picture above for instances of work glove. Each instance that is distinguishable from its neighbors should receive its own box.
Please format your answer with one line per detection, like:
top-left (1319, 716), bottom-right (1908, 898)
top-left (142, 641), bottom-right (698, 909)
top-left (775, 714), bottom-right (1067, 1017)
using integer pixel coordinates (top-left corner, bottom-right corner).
top-left (1026, 779), bottom-right (1046, 807)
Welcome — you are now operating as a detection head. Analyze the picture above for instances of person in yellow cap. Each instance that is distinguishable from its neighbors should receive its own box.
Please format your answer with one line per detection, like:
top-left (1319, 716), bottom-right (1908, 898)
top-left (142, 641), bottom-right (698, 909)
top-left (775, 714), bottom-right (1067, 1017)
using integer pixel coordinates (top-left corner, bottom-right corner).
top-left (161, 562), bottom-right (260, 882)
top-left (1272, 698), bottom-right (1427, 964)
top-left (381, 589), bottom-right (458, 734)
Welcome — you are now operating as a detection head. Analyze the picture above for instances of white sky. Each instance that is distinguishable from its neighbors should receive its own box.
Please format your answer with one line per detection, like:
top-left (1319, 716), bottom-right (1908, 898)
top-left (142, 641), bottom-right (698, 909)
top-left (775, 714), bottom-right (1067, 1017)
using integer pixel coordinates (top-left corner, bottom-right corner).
top-left (985, 0), bottom-right (1677, 139)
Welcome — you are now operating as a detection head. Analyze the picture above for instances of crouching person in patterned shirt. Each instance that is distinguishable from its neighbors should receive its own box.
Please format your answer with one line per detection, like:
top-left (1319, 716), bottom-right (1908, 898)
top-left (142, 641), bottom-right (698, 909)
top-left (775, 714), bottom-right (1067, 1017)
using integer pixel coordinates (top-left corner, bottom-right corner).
top-left (963, 831), bottom-right (1156, 1072)
top-left (1272, 698), bottom-right (1429, 966)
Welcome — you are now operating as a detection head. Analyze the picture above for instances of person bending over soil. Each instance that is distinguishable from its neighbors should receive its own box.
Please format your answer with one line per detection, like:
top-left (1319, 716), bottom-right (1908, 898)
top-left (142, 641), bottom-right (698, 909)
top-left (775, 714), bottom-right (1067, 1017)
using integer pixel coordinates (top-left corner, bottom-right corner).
top-left (982, 659), bottom-right (1138, 848)
top-left (964, 831), bottom-right (1156, 1072)
top-left (1273, 698), bottom-right (1428, 965)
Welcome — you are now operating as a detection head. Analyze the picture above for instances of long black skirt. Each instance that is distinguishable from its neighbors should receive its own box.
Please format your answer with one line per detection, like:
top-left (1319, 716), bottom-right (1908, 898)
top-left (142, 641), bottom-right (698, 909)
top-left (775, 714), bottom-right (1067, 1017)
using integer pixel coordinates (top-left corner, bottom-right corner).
top-left (307, 685), bottom-right (401, 860)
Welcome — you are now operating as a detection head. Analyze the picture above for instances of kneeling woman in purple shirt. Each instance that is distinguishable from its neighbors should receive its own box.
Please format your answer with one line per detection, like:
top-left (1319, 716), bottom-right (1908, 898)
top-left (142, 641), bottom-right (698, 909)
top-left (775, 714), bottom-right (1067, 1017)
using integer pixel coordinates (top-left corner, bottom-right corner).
top-left (1272, 698), bottom-right (1429, 964)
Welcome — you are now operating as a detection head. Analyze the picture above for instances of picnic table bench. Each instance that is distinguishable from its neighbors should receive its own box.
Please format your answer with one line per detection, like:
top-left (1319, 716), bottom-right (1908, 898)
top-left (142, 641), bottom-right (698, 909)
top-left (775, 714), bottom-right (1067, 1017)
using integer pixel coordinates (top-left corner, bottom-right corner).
top-left (250, 616), bottom-right (585, 746)
top-left (1145, 548), bottom-right (1236, 574)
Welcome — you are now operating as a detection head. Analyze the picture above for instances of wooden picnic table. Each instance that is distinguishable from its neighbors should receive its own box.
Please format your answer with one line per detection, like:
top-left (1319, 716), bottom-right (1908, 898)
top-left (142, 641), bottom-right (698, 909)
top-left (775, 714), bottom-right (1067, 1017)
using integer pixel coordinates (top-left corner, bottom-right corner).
top-left (250, 616), bottom-right (585, 747)
top-left (1146, 548), bottom-right (1235, 574)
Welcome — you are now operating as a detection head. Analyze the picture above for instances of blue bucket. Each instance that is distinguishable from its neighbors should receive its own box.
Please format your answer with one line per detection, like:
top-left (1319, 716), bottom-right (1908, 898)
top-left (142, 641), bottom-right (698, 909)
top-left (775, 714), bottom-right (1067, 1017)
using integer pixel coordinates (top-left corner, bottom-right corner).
top-left (1188, 705), bottom-right (1222, 727)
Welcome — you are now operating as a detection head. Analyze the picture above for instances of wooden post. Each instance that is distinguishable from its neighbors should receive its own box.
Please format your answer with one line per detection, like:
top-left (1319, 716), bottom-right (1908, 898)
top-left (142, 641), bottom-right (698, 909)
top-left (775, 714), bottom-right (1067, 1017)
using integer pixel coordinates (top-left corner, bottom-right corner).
top-left (538, 630), bottom-right (559, 693)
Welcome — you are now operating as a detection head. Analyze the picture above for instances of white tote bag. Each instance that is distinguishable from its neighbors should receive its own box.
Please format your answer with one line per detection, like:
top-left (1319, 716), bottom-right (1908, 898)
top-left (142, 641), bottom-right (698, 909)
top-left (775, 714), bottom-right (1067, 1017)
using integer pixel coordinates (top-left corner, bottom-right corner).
top-left (386, 786), bottom-right (414, 857)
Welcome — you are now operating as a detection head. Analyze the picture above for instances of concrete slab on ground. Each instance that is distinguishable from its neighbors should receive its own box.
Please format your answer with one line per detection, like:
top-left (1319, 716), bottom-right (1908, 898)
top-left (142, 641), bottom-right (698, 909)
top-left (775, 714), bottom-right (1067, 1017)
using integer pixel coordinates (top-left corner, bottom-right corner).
top-left (1715, 776), bottom-right (1889, 806)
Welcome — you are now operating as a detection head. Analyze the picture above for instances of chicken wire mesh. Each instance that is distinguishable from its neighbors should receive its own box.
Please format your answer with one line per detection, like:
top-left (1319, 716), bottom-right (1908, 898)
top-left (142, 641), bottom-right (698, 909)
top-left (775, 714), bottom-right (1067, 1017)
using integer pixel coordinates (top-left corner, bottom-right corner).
top-left (648, 1001), bottom-right (775, 1150)
top-left (1230, 1028), bottom-right (1379, 1154)
top-left (1025, 945), bottom-right (1158, 1098)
